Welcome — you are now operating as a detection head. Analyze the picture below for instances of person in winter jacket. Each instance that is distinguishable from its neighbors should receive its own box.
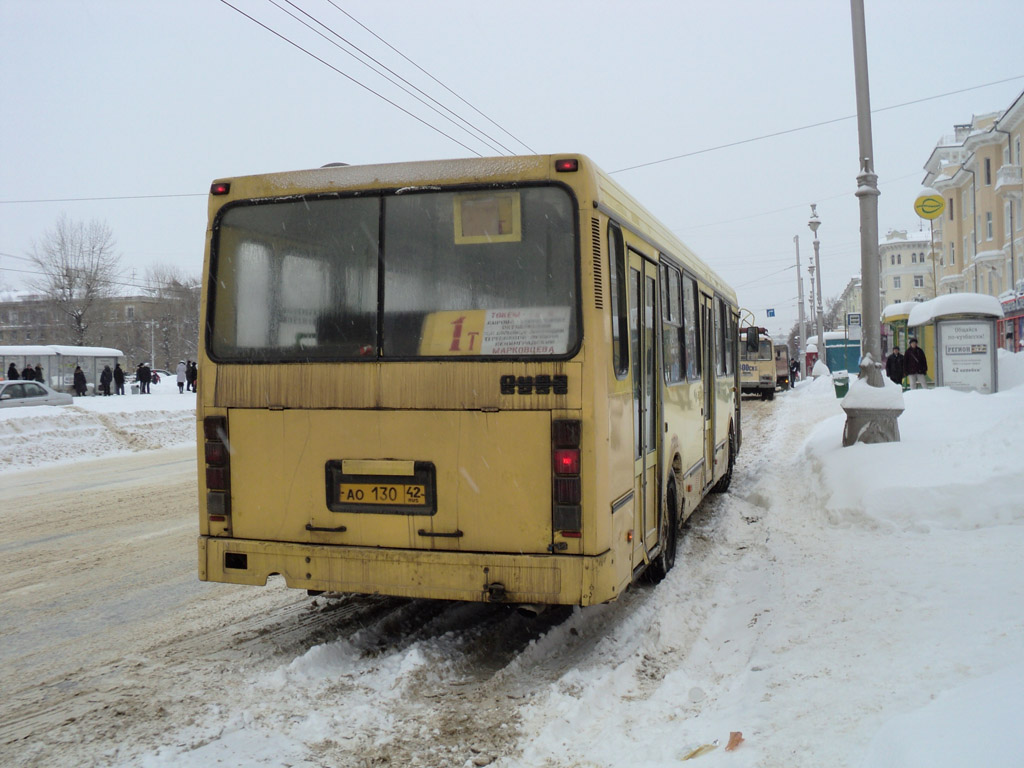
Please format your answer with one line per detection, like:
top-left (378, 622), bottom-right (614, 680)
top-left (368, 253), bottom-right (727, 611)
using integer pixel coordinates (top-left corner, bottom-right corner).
top-left (186, 360), bottom-right (197, 392)
top-left (176, 361), bottom-right (187, 393)
top-left (6, 362), bottom-right (19, 380)
top-left (100, 365), bottom-right (113, 396)
top-left (885, 346), bottom-right (905, 386)
top-left (113, 363), bottom-right (125, 395)
top-left (904, 338), bottom-right (928, 389)
top-left (34, 364), bottom-right (43, 382)
top-left (73, 366), bottom-right (87, 396)
top-left (21, 365), bottom-right (34, 381)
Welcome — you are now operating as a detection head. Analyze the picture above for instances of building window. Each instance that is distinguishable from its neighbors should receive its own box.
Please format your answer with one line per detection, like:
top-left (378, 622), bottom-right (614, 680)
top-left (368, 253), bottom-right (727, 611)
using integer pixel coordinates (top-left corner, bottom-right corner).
top-left (890, 254), bottom-right (895, 265)
top-left (897, 254), bottom-right (902, 265)
top-left (984, 157), bottom-right (991, 186)
top-left (962, 190), bottom-right (969, 220)
top-left (894, 276), bottom-right (901, 289)
top-left (1007, 202), bottom-right (1013, 237)
top-left (948, 198), bottom-right (954, 221)
top-left (950, 242), bottom-right (955, 265)
top-left (986, 212), bottom-right (993, 240)
top-left (914, 275), bottom-right (924, 288)
top-left (125, 306), bottom-right (135, 320)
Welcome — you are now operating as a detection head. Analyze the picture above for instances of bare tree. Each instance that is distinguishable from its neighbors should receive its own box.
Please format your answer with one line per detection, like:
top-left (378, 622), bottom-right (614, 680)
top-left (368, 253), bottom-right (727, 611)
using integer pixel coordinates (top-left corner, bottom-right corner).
top-left (145, 265), bottom-right (201, 366)
top-left (29, 214), bottom-right (121, 345)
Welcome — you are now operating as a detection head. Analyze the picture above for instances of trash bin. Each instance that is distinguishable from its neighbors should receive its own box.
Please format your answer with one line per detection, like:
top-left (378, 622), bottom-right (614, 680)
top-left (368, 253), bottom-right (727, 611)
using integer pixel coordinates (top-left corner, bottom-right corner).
top-left (131, 384), bottom-right (140, 395)
top-left (832, 372), bottom-right (849, 398)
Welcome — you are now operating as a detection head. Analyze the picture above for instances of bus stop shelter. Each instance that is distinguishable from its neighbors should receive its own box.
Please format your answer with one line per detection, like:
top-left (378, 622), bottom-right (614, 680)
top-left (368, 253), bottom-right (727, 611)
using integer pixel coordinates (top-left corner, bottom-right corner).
top-left (906, 294), bottom-right (1003, 394)
top-left (0, 345), bottom-right (124, 394)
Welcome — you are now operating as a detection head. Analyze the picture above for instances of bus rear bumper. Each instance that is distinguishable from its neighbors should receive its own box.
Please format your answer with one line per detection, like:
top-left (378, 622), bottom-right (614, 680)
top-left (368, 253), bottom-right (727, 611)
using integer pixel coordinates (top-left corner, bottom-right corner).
top-left (198, 536), bottom-right (620, 607)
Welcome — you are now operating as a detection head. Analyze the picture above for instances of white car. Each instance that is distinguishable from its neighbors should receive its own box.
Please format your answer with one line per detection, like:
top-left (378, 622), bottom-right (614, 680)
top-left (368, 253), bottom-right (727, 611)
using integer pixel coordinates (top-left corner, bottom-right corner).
top-left (0, 380), bottom-right (74, 408)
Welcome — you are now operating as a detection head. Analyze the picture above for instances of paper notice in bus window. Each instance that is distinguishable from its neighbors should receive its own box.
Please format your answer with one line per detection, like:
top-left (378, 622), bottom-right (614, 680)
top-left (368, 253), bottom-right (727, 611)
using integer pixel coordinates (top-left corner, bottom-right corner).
top-left (454, 191), bottom-right (521, 244)
top-left (419, 307), bottom-right (571, 356)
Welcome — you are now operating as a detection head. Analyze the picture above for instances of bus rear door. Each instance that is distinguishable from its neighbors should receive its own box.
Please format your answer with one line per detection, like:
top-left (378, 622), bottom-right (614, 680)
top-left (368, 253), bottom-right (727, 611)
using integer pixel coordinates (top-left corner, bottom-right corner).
top-left (629, 250), bottom-right (660, 564)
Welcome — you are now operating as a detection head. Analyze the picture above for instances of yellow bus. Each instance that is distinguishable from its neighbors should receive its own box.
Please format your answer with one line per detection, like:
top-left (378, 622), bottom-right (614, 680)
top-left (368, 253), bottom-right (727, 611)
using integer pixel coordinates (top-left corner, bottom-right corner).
top-left (197, 154), bottom-right (740, 608)
top-left (739, 326), bottom-right (776, 400)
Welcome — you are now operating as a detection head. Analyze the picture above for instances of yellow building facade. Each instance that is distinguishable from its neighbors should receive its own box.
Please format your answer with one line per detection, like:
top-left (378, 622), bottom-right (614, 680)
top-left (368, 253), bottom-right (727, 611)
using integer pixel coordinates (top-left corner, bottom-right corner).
top-left (922, 92), bottom-right (1024, 300)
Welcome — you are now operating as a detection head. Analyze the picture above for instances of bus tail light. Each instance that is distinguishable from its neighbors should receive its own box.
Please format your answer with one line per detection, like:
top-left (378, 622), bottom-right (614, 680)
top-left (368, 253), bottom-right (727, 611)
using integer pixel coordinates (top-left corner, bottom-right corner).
top-left (204, 415), bottom-right (230, 523)
top-left (554, 158), bottom-right (579, 172)
top-left (553, 448), bottom-right (580, 475)
top-left (552, 419), bottom-right (582, 537)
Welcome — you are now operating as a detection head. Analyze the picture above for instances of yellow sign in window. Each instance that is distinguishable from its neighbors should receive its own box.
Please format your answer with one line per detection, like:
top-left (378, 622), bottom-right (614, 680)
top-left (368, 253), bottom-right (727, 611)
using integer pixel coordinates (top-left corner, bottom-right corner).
top-left (454, 191), bottom-right (521, 244)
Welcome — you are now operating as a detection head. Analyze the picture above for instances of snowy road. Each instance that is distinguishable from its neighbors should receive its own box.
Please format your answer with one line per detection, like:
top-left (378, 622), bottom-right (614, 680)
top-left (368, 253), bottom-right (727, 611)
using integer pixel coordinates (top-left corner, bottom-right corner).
top-left (2, 378), bottom-right (1023, 767)
top-left (0, 405), bottom-right (773, 768)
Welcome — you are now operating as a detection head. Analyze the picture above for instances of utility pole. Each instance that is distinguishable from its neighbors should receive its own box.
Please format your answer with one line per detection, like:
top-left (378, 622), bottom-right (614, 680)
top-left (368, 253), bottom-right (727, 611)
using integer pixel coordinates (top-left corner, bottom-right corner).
top-left (845, 0), bottom-right (902, 445)
top-left (795, 235), bottom-right (807, 379)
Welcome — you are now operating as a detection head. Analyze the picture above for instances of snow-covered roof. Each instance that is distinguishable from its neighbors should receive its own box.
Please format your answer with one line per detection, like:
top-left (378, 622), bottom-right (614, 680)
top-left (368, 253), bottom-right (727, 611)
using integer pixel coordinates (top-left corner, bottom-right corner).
top-left (807, 332), bottom-right (855, 346)
top-left (907, 293), bottom-right (1004, 326)
top-left (882, 302), bottom-right (923, 321)
top-left (0, 344), bottom-right (123, 357)
top-left (0, 345), bottom-right (55, 357)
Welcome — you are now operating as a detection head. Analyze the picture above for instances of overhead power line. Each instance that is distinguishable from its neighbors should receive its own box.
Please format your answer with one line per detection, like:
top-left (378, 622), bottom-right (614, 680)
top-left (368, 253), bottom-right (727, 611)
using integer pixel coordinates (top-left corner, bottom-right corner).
top-left (612, 74), bottom-right (1024, 174)
top-left (216, 0), bottom-right (483, 156)
top-left (329, 2), bottom-right (535, 154)
top-left (268, 0), bottom-right (513, 156)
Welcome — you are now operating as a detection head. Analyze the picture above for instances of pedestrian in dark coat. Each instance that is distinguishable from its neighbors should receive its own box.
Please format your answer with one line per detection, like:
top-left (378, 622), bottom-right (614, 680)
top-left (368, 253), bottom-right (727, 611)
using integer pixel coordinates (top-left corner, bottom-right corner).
top-left (21, 365), bottom-right (34, 381)
top-left (100, 365), bottom-right (113, 396)
top-left (113, 363), bottom-right (125, 395)
top-left (7, 363), bottom-right (19, 380)
top-left (904, 338), bottom-right (928, 389)
top-left (885, 346), bottom-right (905, 386)
top-left (34, 364), bottom-right (44, 382)
top-left (186, 360), bottom-right (197, 392)
top-left (139, 363), bottom-right (152, 394)
top-left (73, 366), bottom-right (87, 396)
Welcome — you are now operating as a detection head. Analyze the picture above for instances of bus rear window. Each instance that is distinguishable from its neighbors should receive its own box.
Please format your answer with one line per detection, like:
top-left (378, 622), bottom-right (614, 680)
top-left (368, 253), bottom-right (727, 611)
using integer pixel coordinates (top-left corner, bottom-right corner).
top-left (208, 186), bottom-right (578, 361)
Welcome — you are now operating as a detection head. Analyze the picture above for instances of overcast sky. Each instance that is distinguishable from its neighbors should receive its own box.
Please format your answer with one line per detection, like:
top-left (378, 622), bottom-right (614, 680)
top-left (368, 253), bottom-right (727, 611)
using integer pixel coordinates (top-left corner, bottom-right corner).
top-left (2, 0), bottom-right (1022, 341)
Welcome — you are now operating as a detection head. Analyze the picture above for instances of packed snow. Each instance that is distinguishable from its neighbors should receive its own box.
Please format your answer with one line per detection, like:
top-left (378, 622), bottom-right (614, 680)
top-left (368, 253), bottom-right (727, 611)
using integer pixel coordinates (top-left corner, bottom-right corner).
top-left (2, 352), bottom-right (1023, 767)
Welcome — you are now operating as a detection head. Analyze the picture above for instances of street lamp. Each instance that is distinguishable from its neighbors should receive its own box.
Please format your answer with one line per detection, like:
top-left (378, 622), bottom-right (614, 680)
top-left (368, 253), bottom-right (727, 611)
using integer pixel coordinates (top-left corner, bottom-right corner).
top-left (808, 204), bottom-right (825, 370)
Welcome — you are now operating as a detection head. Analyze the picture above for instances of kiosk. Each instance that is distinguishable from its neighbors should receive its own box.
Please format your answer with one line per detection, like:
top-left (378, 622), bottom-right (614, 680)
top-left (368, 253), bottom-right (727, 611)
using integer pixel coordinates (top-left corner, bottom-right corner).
top-left (906, 294), bottom-right (1003, 394)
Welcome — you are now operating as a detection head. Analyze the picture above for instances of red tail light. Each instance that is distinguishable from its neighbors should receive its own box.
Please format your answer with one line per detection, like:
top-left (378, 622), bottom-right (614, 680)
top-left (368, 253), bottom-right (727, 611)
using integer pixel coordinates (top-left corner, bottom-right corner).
top-left (553, 448), bottom-right (580, 475)
top-left (552, 419), bottom-right (582, 537)
top-left (204, 415), bottom-right (230, 522)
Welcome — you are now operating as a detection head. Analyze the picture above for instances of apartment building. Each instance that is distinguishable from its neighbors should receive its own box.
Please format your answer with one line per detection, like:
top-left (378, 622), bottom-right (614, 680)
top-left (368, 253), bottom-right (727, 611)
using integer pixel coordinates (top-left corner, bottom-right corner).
top-left (878, 228), bottom-right (936, 307)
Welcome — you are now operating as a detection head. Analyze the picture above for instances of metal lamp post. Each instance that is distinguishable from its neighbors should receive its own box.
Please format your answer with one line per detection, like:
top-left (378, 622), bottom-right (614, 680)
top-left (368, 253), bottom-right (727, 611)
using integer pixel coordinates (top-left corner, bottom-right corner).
top-left (808, 205), bottom-right (825, 370)
top-left (843, 0), bottom-right (902, 445)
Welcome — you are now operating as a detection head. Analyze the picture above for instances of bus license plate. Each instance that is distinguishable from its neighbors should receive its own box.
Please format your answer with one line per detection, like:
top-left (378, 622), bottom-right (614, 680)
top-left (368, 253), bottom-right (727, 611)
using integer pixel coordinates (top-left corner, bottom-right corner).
top-left (338, 483), bottom-right (426, 506)
top-left (325, 461), bottom-right (436, 515)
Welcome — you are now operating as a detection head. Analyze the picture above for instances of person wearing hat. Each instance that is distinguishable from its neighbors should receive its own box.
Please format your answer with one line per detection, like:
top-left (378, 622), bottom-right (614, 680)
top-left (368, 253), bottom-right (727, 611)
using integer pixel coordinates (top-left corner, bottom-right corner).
top-left (885, 345), bottom-right (905, 386)
top-left (904, 337), bottom-right (928, 389)
top-left (176, 360), bottom-right (187, 393)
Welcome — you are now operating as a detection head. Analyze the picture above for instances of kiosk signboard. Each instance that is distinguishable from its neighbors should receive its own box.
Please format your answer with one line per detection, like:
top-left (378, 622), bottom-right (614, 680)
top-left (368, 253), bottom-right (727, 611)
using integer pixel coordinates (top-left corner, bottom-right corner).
top-left (936, 320), bottom-right (997, 394)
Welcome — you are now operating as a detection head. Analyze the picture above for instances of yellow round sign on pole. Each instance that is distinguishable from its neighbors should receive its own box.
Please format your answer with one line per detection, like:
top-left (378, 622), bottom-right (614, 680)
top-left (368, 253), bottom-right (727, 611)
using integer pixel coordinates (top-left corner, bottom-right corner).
top-left (914, 194), bottom-right (945, 220)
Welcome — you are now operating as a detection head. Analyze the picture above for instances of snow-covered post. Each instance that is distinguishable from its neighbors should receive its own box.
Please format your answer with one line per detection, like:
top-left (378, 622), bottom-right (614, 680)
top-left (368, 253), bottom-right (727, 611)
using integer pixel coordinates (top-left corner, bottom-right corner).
top-left (847, 0), bottom-right (900, 443)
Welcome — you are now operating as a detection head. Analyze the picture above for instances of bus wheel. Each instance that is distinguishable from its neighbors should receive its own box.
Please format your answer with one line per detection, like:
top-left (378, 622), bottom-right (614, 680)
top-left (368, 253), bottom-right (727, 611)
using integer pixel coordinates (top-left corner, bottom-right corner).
top-left (712, 427), bottom-right (735, 494)
top-left (646, 483), bottom-right (678, 582)
top-left (765, 388), bottom-right (775, 401)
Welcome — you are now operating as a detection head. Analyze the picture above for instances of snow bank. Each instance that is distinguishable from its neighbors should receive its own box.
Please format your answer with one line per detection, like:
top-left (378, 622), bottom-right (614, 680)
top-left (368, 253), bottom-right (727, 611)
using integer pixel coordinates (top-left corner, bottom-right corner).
top-left (0, 381), bottom-right (195, 472)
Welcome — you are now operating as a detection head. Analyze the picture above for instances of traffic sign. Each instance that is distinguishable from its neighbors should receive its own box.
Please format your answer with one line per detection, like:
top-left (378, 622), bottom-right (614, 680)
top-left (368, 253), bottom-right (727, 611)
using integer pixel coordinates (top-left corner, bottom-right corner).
top-left (914, 193), bottom-right (945, 220)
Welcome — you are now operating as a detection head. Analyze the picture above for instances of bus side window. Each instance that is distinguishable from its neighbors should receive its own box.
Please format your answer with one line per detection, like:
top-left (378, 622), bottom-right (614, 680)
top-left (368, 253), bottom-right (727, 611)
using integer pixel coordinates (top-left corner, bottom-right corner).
top-left (661, 262), bottom-right (683, 384)
top-left (608, 223), bottom-right (628, 379)
top-left (684, 276), bottom-right (700, 380)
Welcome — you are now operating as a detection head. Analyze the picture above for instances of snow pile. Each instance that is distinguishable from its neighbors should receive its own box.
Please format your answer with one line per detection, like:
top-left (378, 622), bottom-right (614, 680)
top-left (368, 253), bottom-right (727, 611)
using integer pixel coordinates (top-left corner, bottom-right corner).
top-left (0, 380), bottom-right (195, 472)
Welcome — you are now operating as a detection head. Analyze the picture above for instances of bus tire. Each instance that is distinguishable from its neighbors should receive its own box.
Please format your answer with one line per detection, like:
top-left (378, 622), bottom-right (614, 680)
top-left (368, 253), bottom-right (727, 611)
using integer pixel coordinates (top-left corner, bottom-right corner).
top-left (711, 426), bottom-right (735, 494)
top-left (765, 388), bottom-right (775, 401)
top-left (646, 482), bottom-right (678, 582)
